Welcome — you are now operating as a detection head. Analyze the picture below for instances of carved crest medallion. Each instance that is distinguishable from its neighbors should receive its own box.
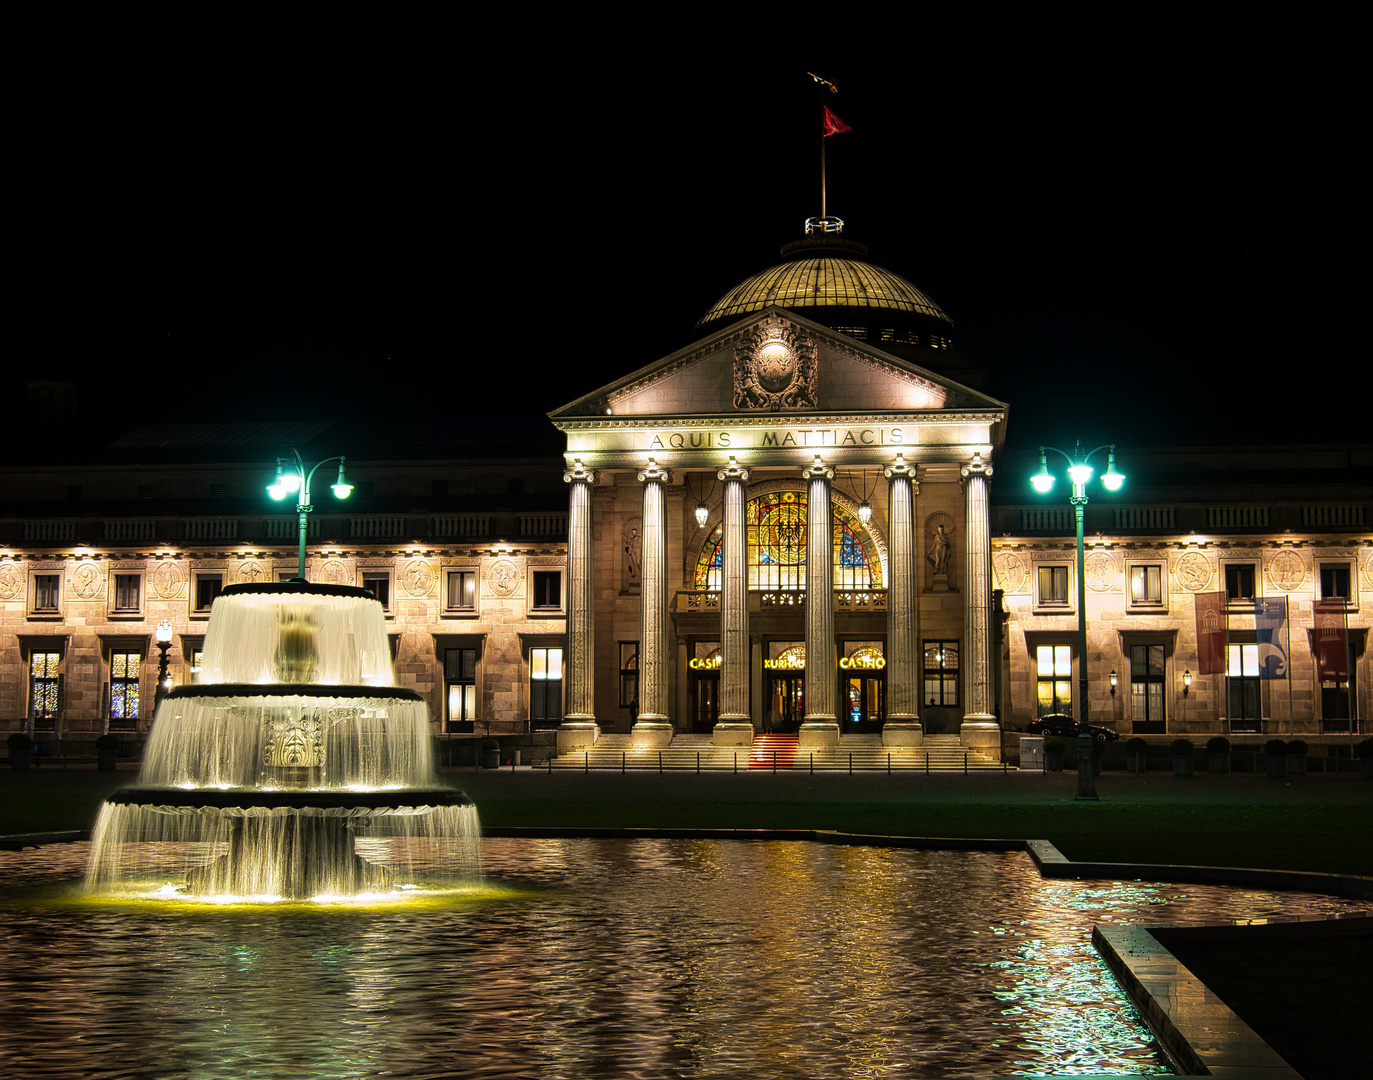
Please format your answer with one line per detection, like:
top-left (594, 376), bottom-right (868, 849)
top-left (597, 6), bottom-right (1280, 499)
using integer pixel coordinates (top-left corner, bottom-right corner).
top-left (1175, 552), bottom-right (1212, 592)
top-left (733, 316), bottom-right (818, 412)
top-left (1085, 551), bottom-right (1118, 592)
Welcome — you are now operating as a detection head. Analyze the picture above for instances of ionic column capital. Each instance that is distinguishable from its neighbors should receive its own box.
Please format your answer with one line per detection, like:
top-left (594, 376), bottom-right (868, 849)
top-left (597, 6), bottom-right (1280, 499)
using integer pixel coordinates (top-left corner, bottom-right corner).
top-left (883, 452), bottom-right (916, 484)
top-left (960, 451), bottom-right (993, 481)
top-left (717, 455), bottom-right (750, 483)
top-left (638, 458), bottom-right (672, 485)
top-left (563, 459), bottom-right (597, 485)
top-left (801, 455), bottom-right (834, 481)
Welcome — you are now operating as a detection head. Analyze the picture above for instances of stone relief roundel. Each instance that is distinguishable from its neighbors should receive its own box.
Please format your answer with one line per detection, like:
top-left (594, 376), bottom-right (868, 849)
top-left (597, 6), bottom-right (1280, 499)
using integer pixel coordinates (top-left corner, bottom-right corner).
top-left (993, 552), bottom-right (1027, 594)
top-left (488, 559), bottom-right (521, 597)
top-left (403, 560), bottom-right (435, 597)
top-left (1085, 552), bottom-right (1118, 592)
top-left (152, 561), bottom-right (184, 599)
top-left (1266, 550), bottom-right (1306, 592)
top-left (733, 315), bottom-right (819, 412)
top-left (72, 561), bottom-right (101, 599)
top-left (237, 560), bottom-right (264, 584)
top-left (1175, 552), bottom-right (1212, 592)
top-left (1362, 550), bottom-right (1373, 592)
top-left (320, 559), bottom-right (351, 585)
top-left (0, 562), bottom-right (21, 600)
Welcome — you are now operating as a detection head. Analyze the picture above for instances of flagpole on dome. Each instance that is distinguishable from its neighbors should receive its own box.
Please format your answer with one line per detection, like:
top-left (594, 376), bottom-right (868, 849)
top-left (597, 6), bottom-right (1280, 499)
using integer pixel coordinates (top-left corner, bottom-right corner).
top-left (808, 71), bottom-right (850, 229)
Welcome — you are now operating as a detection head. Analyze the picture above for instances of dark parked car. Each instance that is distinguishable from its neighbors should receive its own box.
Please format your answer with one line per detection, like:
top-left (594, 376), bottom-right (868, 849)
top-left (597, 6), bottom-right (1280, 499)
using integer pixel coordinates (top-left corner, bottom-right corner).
top-left (1025, 714), bottom-right (1120, 741)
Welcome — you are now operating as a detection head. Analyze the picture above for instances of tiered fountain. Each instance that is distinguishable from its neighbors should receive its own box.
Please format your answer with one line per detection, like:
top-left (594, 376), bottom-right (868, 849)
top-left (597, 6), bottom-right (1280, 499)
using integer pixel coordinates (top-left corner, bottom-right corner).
top-left (85, 581), bottom-right (479, 901)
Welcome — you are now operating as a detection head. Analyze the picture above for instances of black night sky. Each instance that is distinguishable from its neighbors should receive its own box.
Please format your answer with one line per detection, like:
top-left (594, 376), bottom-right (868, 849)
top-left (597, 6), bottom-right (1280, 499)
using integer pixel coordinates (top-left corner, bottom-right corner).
top-left (14, 19), bottom-right (1362, 465)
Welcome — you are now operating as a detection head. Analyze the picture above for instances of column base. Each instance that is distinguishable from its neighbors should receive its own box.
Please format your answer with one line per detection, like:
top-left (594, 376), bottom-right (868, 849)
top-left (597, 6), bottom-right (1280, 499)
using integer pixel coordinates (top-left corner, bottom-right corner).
top-left (555, 721), bottom-right (600, 754)
top-left (960, 715), bottom-right (1001, 761)
top-left (631, 721), bottom-right (675, 749)
top-left (797, 720), bottom-right (839, 748)
top-left (712, 721), bottom-right (754, 747)
top-left (882, 721), bottom-right (924, 747)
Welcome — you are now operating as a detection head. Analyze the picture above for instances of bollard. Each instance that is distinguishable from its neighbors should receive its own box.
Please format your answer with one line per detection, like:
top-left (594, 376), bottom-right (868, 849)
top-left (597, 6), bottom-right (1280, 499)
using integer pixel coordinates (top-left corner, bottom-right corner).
top-left (773, 749), bottom-right (777, 774)
top-left (964, 751), bottom-right (968, 775)
top-left (925, 750), bottom-right (929, 775)
top-left (887, 752), bottom-right (891, 776)
top-left (733, 751), bottom-right (737, 774)
top-left (585, 750), bottom-right (589, 774)
top-left (659, 751), bottom-right (663, 774)
top-left (622, 751), bottom-right (626, 774)
top-left (809, 752), bottom-right (813, 775)
top-left (697, 751), bottom-right (701, 775)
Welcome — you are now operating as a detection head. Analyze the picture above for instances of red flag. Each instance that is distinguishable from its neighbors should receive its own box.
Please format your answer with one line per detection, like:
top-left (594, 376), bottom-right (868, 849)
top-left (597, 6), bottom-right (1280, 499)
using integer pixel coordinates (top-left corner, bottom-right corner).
top-left (823, 106), bottom-right (852, 136)
top-left (1194, 591), bottom-right (1226, 675)
top-left (1313, 600), bottom-right (1349, 679)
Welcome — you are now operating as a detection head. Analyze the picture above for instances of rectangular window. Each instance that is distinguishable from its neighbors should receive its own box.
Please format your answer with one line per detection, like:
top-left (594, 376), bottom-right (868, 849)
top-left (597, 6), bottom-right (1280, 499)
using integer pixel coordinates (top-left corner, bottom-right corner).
top-left (619, 642), bottom-right (639, 709)
top-left (1038, 565), bottom-right (1069, 606)
top-left (192, 572), bottom-right (223, 614)
top-left (1226, 643), bottom-right (1261, 731)
top-left (529, 646), bottom-right (563, 727)
top-left (531, 570), bottom-right (562, 611)
top-left (362, 572), bottom-right (391, 612)
top-left (30, 651), bottom-right (61, 726)
top-left (1129, 564), bottom-right (1163, 605)
top-left (109, 651), bottom-right (141, 728)
top-left (1129, 644), bottom-right (1166, 733)
top-left (1319, 563), bottom-right (1351, 601)
top-left (1035, 644), bottom-right (1072, 716)
top-left (112, 573), bottom-right (142, 615)
top-left (32, 573), bottom-right (61, 614)
top-left (446, 570), bottom-right (477, 613)
top-left (1224, 563), bottom-right (1256, 602)
top-left (190, 648), bottom-right (204, 684)
top-left (445, 648), bottom-right (477, 733)
top-left (922, 640), bottom-right (959, 707)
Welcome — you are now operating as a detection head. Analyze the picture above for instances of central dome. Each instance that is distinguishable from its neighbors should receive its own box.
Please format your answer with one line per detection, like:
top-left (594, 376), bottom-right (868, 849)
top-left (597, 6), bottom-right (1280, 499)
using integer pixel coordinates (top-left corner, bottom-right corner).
top-left (697, 229), bottom-right (983, 388)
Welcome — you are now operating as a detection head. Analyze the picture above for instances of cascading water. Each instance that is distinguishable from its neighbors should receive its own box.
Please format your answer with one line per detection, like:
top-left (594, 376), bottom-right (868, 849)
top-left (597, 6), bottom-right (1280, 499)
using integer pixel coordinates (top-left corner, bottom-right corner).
top-left (85, 581), bottom-right (480, 902)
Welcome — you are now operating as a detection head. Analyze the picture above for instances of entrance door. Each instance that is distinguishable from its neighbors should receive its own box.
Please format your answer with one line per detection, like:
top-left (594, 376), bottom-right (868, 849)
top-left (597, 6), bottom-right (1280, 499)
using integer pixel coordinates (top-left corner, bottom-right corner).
top-left (845, 675), bottom-right (885, 733)
top-left (767, 673), bottom-right (804, 733)
top-left (692, 673), bottom-right (719, 733)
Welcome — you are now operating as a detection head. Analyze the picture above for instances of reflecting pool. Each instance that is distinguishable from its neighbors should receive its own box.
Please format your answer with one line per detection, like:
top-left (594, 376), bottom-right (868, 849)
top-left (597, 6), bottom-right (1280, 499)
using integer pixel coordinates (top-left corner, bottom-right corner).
top-left (0, 838), bottom-right (1359, 1079)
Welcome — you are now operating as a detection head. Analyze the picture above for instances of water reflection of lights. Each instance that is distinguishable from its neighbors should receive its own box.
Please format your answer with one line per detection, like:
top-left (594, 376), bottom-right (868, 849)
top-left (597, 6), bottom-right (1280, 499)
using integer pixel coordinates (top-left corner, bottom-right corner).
top-left (2, 839), bottom-right (1361, 1079)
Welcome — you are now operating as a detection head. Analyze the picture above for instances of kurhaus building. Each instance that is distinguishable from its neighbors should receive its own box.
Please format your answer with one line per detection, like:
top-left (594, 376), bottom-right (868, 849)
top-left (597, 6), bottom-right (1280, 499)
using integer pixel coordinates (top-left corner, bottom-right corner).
top-left (3, 228), bottom-right (1368, 760)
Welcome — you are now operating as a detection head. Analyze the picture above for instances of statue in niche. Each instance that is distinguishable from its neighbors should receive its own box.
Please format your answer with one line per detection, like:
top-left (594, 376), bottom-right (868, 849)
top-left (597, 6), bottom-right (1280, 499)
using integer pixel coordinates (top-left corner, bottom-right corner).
top-left (928, 525), bottom-right (951, 575)
top-left (925, 513), bottom-right (955, 592)
top-left (622, 516), bottom-right (642, 594)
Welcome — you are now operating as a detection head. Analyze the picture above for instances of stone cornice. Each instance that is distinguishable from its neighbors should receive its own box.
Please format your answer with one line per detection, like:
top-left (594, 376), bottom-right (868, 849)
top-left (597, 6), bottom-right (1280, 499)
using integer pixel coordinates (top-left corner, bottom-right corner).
top-left (552, 410), bottom-right (1005, 433)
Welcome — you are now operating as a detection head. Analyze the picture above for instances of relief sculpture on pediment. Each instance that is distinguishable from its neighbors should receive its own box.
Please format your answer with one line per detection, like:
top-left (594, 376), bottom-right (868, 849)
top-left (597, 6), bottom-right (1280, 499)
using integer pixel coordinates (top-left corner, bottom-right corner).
top-left (733, 316), bottom-right (818, 412)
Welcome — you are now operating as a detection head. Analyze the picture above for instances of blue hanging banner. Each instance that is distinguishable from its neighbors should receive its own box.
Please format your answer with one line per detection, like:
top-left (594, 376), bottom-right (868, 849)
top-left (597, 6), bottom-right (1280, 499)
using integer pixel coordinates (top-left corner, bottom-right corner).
top-left (1254, 596), bottom-right (1289, 680)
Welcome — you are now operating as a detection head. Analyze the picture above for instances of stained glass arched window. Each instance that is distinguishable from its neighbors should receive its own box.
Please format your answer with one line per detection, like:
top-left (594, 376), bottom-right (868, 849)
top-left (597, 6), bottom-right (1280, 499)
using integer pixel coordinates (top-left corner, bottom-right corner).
top-left (693, 489), bottom-right (882, 591)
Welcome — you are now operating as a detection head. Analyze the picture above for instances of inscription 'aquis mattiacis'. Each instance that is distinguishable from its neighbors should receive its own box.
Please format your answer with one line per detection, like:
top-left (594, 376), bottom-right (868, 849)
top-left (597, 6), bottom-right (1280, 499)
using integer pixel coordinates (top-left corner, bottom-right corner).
top-left (646, 427), bottom-right (907, 451)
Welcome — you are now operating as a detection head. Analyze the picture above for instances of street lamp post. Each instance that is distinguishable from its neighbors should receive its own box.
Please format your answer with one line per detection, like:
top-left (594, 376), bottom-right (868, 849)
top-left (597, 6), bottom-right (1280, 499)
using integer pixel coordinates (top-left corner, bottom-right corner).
top-left (153, 618), bottom-right (173, 710)
top-left (268, 449), bottom-right (354, 579)
top-left (1031, 441), bottom-right (1124, 801)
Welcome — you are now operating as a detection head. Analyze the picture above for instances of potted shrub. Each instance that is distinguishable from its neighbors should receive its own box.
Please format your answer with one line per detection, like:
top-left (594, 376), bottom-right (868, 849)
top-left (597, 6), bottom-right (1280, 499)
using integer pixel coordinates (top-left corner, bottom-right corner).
top-left (1206, 736), bottom-right (1230, 774)
top-left (7, 731), bottom-right (32, 770)
top-left (1285, 738), bottom-right (1308, 776)
top-left (1357, 738), bottom-right (1373, 780)
top-left (1125, 737), bottom-right (1148, 774)
top-left (95, 733), bottom-right (121, 772)
top-left (1170, 737), bottom-right (1194, 777)
top-left (1264, 738), bottom-right (1287, 778)
top-left (1043, 738), bottom-right (1065, 772)
top-left (480, 737), bottom-right (501, 769)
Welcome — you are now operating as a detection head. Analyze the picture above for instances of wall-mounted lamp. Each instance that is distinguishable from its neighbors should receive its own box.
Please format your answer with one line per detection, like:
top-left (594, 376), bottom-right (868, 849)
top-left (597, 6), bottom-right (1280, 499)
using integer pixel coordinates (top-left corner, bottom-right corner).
top-left (1109, 669), bottom-right (1118, 696)
top-left (1183, 669), bottom-right (1192, 696)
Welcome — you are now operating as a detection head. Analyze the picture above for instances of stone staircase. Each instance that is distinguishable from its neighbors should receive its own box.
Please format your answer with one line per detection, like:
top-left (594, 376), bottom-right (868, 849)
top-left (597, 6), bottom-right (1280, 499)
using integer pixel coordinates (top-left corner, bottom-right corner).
top-left (548, 731), bottom-right (1008, 771)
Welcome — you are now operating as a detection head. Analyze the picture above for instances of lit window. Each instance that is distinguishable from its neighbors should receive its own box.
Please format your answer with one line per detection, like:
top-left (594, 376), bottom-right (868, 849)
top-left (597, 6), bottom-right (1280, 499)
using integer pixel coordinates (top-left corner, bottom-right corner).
top-left (1224, 563), bottom-right (1255, 602)
top-left (1036, 644), bottom-right (1072, 716)
top-left (192, 572), bottom-right (223, 614)
top-left (1226, 643), bottom-right (1261, 731)
top-left (446, 570), bottom-right (477, 613)
top-left (1129, 644), bottom-right (1165, 731)
top-left (30, 651), bottom-right (61, 726)
top-left (109, 651), bottom-right (141, 728)
top-left (529, 647), bottom-right (563, 728)
top-left (445, 648), bottom-right (477, 733)
top-left (362, 572), bottom-right (391, 612)
top-left (1038, 565), bottom-right (1069, 606)
top-left (190, 648), bottom-right (204, 684)
top-left (922, 640), bottom-right (959, 707)
top-left (1129, 564), bottom-right (1162, 605)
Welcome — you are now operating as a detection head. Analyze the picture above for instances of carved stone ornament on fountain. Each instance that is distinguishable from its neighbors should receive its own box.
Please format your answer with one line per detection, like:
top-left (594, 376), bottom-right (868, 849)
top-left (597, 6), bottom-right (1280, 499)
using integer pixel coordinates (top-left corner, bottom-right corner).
top-left (733, 316), bottom-right (819, 412)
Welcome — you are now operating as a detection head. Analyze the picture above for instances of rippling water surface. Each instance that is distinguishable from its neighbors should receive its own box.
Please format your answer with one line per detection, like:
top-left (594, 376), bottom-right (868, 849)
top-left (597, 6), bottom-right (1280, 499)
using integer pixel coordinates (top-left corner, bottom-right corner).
top-left (0, 839), bottom-right (1359, 1079)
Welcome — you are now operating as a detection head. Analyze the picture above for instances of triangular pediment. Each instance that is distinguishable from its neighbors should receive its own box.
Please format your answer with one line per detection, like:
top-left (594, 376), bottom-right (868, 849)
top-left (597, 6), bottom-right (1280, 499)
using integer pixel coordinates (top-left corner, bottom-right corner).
top-left (549, 308), bottom-right (1006, 422)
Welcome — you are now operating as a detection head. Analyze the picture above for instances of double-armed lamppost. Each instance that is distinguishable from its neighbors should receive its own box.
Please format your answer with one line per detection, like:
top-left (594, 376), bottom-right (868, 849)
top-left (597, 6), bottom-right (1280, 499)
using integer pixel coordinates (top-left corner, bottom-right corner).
top-left (1031, 441), bottom-right (1124, 801)
top-left (268, 449), bottom-right (354, 579)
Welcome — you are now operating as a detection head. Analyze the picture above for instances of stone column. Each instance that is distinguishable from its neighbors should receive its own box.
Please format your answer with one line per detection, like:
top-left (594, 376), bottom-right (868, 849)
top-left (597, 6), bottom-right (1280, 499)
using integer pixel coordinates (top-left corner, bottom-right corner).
top-left (800, 456), bottom-right (838, 747)
top-left (714, 457), bottom-right (752, 746)
top-left (960, 452), bottom-right (1000, 760)
top-left (882, 454), bottom-right (922, 747)
top-left (557, 460), bottom-right (599, 754)
top-left (632, 459), bottom-right (674, 748)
